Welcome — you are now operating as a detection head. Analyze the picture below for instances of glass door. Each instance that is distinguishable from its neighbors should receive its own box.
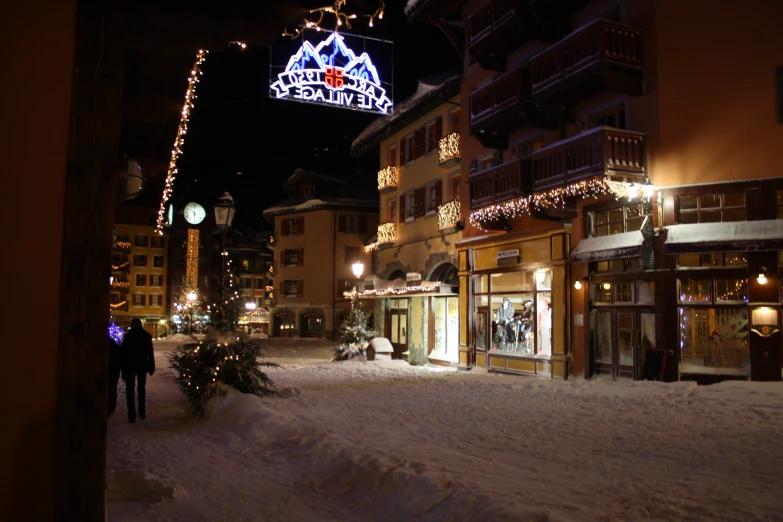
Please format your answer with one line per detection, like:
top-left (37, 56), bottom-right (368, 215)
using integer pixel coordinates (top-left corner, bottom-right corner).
top-left (591, 308), bottom-right (654, 379)
top-left (387, 298), bottom-right (408, 359)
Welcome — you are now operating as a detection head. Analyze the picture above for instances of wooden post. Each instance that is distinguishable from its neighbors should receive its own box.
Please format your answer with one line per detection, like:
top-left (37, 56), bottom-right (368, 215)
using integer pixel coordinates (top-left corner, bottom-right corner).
top-left (55, 1), bottom-right (123, 520)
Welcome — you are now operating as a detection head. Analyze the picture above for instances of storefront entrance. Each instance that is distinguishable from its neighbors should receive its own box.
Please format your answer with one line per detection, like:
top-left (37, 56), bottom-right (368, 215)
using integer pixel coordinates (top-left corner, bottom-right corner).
top-left (591, 308), bottom-right (656, 379)
top-left (385, 298), bottom-right (407, 359)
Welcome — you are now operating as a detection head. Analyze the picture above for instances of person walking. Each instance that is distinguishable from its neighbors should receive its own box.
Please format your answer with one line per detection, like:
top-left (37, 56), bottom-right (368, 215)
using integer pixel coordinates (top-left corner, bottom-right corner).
top-left (107, 332), bottom-right (122, 418)
top-left (120, 318), bottom-right (155, 422)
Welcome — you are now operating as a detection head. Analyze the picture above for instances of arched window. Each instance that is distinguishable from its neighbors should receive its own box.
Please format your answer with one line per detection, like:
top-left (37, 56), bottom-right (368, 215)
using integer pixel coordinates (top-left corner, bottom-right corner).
top-left (388, 269), bottom-right (406, 281)
top-left (301, 312), bottom-right (324, 338)
top-left (430, 262), bottom-right (458, 286)
top-left (274, 312), bottom-right (295, 337)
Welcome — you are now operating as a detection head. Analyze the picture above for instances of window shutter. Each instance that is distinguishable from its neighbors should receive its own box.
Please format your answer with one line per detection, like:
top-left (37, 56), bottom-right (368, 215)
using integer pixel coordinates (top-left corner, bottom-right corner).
top-left (399, 194), bottom-right (406, 222)
top-left (282, 219), bottom-right (289, 236)
top-left (338, 279), bottom-right (345, 296)
top-left (297, 217), bottom-right (304, 234)
top-left (414, 187), bottom-right (425, 218)
top-left (279, 280), bottom-right (285, 296)
top-left (280, 250), bottom-right (285, 267)
top-left (359, 214), bottom-right (367, 233)
top-left (399, 139), bottom-right (406, 165)
top-left (435, 116), bottom-right (442, 143)
top-left (298, 280), bottom-right (304, 297)
top-left (338, 214), bottom-right (347, 232)
top-left (435, 180), bottom-right (442, 207)
top-left (414, 127), bottom-right (425, 159)
top-left (298, 248), bottom-right (304, 266)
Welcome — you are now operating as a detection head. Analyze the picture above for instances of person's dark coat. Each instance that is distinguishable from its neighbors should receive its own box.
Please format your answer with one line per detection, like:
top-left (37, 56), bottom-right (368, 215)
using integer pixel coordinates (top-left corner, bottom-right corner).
top-left (120, 326), bottom-right (155, 378)
top-left (108, 337), bottom-right (122, 381)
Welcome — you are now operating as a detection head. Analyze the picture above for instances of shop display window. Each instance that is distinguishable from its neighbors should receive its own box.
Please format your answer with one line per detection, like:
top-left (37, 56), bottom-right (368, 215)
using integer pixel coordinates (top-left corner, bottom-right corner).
top-left (473, 268), bottom-right (553, 357)
top-left (679, 308), bottom-right (749, 373)
top-left (715, 278), bottom-right (748, 303)
top-left (677, 252), bottom-right (747, 268)
top-left (678, 279), bottom-right (710, 303)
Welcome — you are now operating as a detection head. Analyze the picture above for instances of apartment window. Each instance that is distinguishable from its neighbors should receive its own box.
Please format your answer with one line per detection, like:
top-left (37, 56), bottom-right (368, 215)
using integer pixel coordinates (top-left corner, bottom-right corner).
top-left (133, 294), bottom-right (145, 306)
top-left (426, 117), bottom-right (442, 154)
top-left (199, 275), bottom-right (210, 287)
top-left (149, 295), bottom-right (163, 307)
top-left (282, 217), bottom-right (304, 236)
top-left (339, 214), bottom-right (367, 233)
top-left (242, 259), bottom-right (250, 270)
top-left (173, 274), bottom-right (184, 286)
top-left (151, 236), bottom-right (165, 248)
top-left (452, 176), bottom-right (461, 201)
top-left (345, 246), bottom-right (360, 264)
top-left (590, 202), bottom-right (652, 237)
top-left (677, 192), bottom-right (746, 224)
top-left (254, 259), bottom-right (264, 271)
top-left (284, 279), bottom-right (303, 297)
top-left (241, 277), bottom-right (252, 289)
top-left (135, 274), bottom-right (147, 286)
top-left (777, 190), bottom-right (783, 219)
top-left (517, 137), bottom-right (544, 159)
top-left (338, 278), bottom-right (358, 295)
top-left (111, 253), bottom-right (123, 263)
top-left (133, 255), bottom-right (147, 267)
top-left (110, 293), bottom-right (120, 303)
top-left (406, 191), bottom-right (416, 219)
top-left (150, 275), bottom-right (162, 287)
top-left (388, 199), bottom-right (397, 223)
top-left (387, 143), bottom-right (397, 167)
top-left (134, 235), bottom-right (148, 247)
top-left (284, 248), bottom-right (303, 266)
top-left (198, 256), bottom-right (207, 268)
top-left (426, 181), bottom-right (442, 213)
top-left (153, 255), bottom-right (164, 268)
top-left (450, 108), bottom-right (461, 133)
top-left (479, 156), bottom-right (494, 171)
top-left (589, 103), bottom-right (626, 129)
top-left (255, 278), bottom-right (265, 289)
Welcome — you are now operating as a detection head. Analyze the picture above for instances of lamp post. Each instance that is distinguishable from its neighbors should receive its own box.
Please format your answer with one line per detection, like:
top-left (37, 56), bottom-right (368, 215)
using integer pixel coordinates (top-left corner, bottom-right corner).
top-left (214, 192), bottom-right (236, 325)
top-left (245, 301), bottom-right (256, 333)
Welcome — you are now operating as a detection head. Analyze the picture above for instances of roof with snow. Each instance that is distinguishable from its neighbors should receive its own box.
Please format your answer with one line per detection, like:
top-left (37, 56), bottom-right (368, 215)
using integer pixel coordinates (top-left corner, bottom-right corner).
top-left (664, 220), bottom-right (783, 253)
top-left (350, 68), bottom-right (461, 158)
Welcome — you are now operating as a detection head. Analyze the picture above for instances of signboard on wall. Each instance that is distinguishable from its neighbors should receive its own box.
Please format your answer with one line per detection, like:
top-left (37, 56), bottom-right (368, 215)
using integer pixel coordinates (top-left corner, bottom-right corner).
top-left (496, 249), bottom-right (521, 266)
top-left (270, 31), bottom-right (393, 115)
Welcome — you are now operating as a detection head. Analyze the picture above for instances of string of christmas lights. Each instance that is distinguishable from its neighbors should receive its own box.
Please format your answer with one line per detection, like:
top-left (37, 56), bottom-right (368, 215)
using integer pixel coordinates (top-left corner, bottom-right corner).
top-left (282, 0), bottom-right (385, 38)
top-left (155, 50), bottom-right (208, 235)
top-left (111, 261), bottom-right (130, 270)
top-left (437, 199), bottom-right (461, 230)
top-left (109, 301), bottom-right (128, 309)
top-left (114, 241), bottom-right (131, 249)
top-left (345, 281), bottom-right (443, 298)
top-left (377, 166), bottom-right (397, 190)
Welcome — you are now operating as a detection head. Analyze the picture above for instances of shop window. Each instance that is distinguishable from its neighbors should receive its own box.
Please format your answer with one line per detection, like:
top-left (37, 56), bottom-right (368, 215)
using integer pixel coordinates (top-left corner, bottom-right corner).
top-left (301, 312), bottom-right (324, 338)
top-left (474, 274), bottom-right (489, 294)
top-left (135, 274), bottom-right (146, 286)
top-left (677, 252), bottom-right (747, 268)
top-left (715, 278), bottom-right (748, 303)
top-left (592, 283), bottom-right (613, 303)
top-left (677, 192), bottom-right (746, 224)
top-left (591, 281), bottom-right (655, 305)
top-left (153, 256), bottom-right (164, 268)
top-left (679, 308), bottom-right (749, 373)
top-left (637, 281), bottom-right (655, 304)
top-left (490, 271), bottom-right (534, 293)
top-left (678, 279), bottom-right (711, 303)
top-left (615, 282), bottom-right (634, 303)
top-left (134, 235), bottom-right (148, 247)
top-left (151, 236), bottom-right (165, 248)
top-left (275, 313), bottom-right (295, 336)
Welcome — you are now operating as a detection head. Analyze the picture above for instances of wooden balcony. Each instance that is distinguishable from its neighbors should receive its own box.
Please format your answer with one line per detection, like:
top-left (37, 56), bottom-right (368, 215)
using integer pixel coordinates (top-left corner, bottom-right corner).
top-left (377, 222), bottom-right (397, 245)
top-left (469, 158), bottom-right (530, 209)
top-left (377, 166), bottom-right (398, 193)
top-left (530, 126), bottom-right (646, 193)
top-left (469, 66), bottom-right (551, 149)
top-left (468, 0), bottom-right (539, 70)
top-left (529, 19), bottom-right (644, 105)
top-left (438, 132), bottom-right (461, 168)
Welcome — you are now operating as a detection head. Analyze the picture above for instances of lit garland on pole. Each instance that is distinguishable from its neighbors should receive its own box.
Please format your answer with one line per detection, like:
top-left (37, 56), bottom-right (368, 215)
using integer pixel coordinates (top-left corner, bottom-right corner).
top-left (186, 228), bottom-right (199, 288)
top-left (282, 0), bottom-right (385, 38)
top-left (154, 50), bottom-right (208, 235)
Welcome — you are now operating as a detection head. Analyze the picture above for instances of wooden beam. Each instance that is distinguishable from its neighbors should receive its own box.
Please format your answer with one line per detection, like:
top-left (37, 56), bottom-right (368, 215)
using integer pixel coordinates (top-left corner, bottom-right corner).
top-left (55, 1), bottom-right (123, 519)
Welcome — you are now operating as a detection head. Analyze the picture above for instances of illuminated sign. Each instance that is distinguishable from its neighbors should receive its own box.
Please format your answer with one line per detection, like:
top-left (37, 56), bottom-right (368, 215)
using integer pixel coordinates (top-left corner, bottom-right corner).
top-left (270, 32), bottom-right (393, 115)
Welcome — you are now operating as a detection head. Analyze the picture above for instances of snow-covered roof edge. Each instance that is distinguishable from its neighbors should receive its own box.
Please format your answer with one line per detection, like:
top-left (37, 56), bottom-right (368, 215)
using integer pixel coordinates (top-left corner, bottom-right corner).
top-left (350, 72), bottom-right (461, 158)
top-left (262, 197), bottom-right (380, 218)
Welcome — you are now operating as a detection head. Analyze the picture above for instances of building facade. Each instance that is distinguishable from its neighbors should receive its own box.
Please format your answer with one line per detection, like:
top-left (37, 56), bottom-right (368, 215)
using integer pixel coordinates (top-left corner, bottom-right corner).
top-left (352, 71), bottom-right (464, 364)
top-left (263, 169), bottom-right (379, 339)
top-left (407, 0), bottom-right (783, 381)
top-left (111, 207), bottom-right (169, 337)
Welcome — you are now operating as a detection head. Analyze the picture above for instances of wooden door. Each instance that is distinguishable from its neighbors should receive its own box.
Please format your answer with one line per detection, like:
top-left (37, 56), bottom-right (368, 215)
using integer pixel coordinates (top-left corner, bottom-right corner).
top-left (385, 298), bottom-right (408, 359)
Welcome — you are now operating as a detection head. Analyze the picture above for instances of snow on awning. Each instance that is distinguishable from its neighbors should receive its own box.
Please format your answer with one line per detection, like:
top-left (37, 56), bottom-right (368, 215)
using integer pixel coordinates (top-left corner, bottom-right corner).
top-left (571, 231), bottom-right (645, 262)
top-left (343, 277), bottom-right (457, 298)
top-left (664, 220), bottom-right (783, 253)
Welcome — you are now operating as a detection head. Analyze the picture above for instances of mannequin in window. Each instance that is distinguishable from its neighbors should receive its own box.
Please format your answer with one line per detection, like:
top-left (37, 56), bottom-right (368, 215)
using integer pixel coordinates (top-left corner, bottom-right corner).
top-left (537, 297), bottom-right (552, 356)
top-left (494, 297), bottom-right (515, 349)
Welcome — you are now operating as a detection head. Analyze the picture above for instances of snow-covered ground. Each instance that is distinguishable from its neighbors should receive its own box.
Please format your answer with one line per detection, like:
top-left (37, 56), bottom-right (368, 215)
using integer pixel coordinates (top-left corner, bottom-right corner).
top-left (107, 337), bottom-right (783, 521)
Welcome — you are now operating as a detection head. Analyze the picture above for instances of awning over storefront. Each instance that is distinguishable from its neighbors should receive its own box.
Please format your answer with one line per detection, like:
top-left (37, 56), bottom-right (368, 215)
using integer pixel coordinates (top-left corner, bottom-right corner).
top-left (571, 231), bottom-right (645, 262)
top-left (664, 220), bottom-right (783, 253)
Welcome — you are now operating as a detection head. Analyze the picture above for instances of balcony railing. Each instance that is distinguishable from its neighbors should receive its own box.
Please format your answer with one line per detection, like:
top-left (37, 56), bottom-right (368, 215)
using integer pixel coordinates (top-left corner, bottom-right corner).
top-left (530, 126), bottom-right (646, 192)
top-left (529, 19), bottom-right (644, 102)
top-left (113, 241), bottom-right (131, 251)
top-left (437, 199), bottom-right (461, 230)
top-left (468, 0), bottom-right (531, 67)
top-left (377, 166), bottom-right (398, 192)
top-left (469, 158), bottom-right (529, 209)
top-left (470, 66), bottom-right (536, 137)
top-left (111, 260), bottom-right (130, 271)
top-left (377, 222), bottom-right (397, 245)
top-left (438, 132), bottom-right (461, 167)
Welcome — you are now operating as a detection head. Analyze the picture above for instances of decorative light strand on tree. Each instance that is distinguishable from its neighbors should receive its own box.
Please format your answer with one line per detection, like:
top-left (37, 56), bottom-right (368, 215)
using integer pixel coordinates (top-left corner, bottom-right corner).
top-left (154, 50), bottom-right (208, 235)
top-left (282, 0), bottom-right (385, 38)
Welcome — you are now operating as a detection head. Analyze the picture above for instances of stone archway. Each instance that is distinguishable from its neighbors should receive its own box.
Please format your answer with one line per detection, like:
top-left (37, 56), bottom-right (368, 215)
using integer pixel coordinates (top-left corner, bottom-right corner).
top-left (428, 261), bottom-right (458, 286)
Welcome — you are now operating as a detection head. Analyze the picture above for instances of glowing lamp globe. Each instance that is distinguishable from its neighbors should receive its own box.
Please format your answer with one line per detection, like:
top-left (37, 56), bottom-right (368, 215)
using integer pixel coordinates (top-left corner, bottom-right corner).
top-left (214, 192), bottom-right (236, 228)
top-left (352, 262), bottom-right (364, 278)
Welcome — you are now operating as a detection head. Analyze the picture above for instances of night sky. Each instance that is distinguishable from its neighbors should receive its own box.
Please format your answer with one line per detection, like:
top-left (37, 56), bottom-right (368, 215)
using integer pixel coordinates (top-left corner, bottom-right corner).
top-left (149, 2), bottom-right (461, 233)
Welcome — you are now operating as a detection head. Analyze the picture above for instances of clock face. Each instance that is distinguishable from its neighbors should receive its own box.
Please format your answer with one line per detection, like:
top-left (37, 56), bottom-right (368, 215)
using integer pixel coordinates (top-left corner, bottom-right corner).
top-left (183, 202), bottom-right (206, 225)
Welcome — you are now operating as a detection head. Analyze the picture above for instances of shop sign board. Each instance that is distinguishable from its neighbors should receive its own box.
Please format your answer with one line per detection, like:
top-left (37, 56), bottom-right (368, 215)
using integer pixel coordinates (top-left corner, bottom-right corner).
top-left (406, 272), bottom-right (422, 287)
top-left (496, 248), bottom-right (521, 266)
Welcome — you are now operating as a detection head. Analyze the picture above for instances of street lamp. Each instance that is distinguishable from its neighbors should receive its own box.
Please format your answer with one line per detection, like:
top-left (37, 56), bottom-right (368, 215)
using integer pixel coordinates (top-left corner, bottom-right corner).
top-left (187, 291), bottom-right (197, 302)
top-left (214, 192), bottom-right (236, 325)
top-left (245, 301), bottom-right (256, 333)
top-left (352, 261), bottom-right (364, 279)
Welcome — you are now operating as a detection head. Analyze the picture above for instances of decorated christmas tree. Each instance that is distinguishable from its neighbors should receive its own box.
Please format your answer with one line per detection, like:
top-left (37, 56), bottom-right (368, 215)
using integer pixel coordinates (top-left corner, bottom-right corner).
top-left (333, 289), bottom-right (376, 361)
top-left (168, 233), bottom-right (278, 416)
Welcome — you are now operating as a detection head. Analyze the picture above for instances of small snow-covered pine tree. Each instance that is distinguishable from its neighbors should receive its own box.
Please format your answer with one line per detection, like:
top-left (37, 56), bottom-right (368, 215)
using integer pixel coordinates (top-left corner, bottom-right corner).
top-left (333, 290), bottom-right (375, 361)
